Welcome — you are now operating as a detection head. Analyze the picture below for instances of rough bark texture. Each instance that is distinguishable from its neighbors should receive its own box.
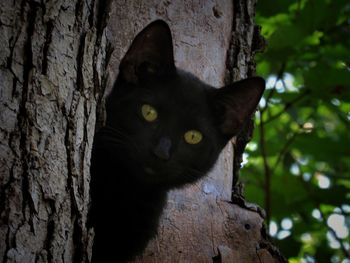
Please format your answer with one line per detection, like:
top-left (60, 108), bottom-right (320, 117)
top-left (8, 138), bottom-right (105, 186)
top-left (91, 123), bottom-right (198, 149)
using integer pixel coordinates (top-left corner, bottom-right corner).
top-left (0, 0), bottom-right (111, 262)
top-left (105, 1), bottom-right (284, 263)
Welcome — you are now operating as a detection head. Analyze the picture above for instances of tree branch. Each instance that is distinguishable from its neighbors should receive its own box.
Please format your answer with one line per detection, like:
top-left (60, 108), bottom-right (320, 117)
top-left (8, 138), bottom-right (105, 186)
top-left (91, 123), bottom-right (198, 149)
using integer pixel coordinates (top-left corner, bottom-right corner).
top-left (265, 89), bottom-right (310, 125)
top-left (260, 63), bottom-right (286, 114)
top-left (271, 132), bottom-right (299, 175)
top-left (258, 110), bottom-right (271, 226)
top-left (258, 63), bottom-right (288, 226)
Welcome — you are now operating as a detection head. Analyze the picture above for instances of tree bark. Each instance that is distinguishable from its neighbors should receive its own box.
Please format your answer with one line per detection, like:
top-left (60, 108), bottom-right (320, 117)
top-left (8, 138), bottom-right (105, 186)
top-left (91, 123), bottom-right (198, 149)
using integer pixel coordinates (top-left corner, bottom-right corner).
top-left (0, 0), bottom-right (111, 262)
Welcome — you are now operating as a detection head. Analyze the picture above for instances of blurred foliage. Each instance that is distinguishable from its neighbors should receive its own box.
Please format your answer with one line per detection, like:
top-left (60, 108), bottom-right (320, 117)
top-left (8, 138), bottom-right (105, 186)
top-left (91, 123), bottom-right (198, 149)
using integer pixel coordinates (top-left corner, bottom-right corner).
top-left (242, 0), bottom-right (350, 262)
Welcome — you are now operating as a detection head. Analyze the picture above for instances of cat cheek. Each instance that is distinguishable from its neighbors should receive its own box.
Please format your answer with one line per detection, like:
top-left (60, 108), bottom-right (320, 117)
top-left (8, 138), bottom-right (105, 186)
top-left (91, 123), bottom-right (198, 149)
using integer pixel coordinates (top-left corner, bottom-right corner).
top-left (144, 167), bottom-right (156, 175)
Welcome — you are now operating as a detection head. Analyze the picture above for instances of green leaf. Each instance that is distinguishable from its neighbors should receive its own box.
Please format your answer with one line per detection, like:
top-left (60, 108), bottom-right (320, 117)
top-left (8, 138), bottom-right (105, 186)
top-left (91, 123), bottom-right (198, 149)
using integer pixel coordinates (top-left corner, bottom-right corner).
top-left (257, 0), bottom-right (295, 17)
top-left (274, 236), bottom-right (302, 258)
top-left (304, 65), bottom-right (350, 101)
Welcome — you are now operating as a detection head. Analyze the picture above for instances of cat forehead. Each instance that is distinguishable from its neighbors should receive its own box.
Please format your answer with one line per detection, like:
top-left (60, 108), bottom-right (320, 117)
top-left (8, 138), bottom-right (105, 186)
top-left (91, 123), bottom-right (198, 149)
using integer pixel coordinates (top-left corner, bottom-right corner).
top-left (176, 69), bottom-right (210, 92)
top-left (154, 70), bottom-right (210, 100)
top-left (143, 70), bottom-right (210, 110)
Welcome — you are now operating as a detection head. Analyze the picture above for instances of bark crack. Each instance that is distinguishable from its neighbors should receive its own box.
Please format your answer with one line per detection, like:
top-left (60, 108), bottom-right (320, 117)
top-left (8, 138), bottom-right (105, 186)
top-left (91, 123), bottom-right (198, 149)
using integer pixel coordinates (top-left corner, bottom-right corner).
top-left (0, 161), bottom-right (16, 223)
top-left (41, 19), bottom-right (54, 75)
top-left (92, 0), bottom-right (113, 102)
top-left (69, 33), bottom-right (87, 263)
top-left (2, 225), bottom-right (11, 263)
top-left (80, 99), bottom-right (89, 195)
top-left (88, 0), bottom-right (96, 27)
top-left (0, 164), bottom-right (17, 262)
top-left (73, 215), bottom-right (84, 263)
top-left (77, 33), bottom-right (86, 93)
top-left (5, 26), bottom-right (24, 97)
top-left (64, 90), bottom-right (86, 263)
top-left (43, 200), bottom-right (55, 263)
top-left (18, 0), bottom-right (39, 230)
top-left (74, 0), bottom-right (84, 29)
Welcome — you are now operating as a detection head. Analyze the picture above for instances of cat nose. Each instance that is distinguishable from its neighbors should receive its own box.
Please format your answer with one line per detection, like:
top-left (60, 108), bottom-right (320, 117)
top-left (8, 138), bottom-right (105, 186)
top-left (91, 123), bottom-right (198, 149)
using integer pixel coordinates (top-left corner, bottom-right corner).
top-left (153, 137), bottom-right (172, 160)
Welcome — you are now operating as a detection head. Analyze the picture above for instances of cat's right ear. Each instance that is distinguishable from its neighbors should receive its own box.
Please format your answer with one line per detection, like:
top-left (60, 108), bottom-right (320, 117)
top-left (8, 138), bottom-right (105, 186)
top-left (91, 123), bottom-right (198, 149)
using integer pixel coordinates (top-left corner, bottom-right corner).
top-left (209, 77), bottom-right (265, 138)
top-left (119, 20), bottom-right (175, 84)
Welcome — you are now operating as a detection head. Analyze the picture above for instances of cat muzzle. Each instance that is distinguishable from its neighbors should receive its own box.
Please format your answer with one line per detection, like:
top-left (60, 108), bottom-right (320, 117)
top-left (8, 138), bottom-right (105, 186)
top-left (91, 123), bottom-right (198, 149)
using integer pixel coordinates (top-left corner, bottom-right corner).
top-left (153, 137), bottom-right (172, 160)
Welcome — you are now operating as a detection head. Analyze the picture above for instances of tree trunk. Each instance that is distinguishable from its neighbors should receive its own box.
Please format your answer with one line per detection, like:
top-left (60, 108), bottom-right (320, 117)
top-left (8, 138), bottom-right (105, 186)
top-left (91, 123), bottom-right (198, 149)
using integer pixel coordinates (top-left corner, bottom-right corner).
top-left (0, 0), bottom-right (111, 262)
top-left (0, 0), bottom-right (285, 262)
top-left (106, 1), bottom-right (284, 262)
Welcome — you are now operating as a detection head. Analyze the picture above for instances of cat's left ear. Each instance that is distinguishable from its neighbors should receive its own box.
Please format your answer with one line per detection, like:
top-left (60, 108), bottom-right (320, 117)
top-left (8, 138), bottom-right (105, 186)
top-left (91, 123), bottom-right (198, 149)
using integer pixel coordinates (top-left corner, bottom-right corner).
top-left (209, 77), bottom-right (265, 137)
top-left (119, 20), bottom-right (175, 84)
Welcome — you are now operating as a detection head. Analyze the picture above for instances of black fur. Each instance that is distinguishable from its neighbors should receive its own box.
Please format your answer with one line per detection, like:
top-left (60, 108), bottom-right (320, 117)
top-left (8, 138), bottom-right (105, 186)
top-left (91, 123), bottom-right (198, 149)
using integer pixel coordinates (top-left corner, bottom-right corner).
top-left (90, 20), bottom-right (265, 262)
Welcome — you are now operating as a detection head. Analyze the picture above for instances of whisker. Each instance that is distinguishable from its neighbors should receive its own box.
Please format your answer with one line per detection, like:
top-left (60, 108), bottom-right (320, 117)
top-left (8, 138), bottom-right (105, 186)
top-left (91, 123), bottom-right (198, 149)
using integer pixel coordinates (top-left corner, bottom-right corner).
top-left (96, 125), bottom-right (140, 153)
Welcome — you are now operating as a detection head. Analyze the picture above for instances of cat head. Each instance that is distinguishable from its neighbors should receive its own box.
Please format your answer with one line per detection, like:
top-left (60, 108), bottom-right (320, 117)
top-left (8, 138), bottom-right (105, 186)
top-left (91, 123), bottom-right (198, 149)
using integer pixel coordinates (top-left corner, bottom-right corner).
top-left (104, 20), bottom-right (265, 188)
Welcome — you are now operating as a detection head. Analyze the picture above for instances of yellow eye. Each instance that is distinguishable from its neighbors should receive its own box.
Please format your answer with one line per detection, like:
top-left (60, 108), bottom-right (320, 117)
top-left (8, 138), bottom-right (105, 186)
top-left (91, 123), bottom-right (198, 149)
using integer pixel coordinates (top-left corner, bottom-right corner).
top-left (184, 130), bottom-right (203, 144)
top-left (141, 104), bottom-right (158, 122)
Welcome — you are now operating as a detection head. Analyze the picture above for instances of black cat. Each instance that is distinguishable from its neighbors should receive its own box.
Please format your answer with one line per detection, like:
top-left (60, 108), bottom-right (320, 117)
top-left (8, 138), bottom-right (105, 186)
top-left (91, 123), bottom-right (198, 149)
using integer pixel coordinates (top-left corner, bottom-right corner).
top-left (90, 20), bottom-right (265, 262)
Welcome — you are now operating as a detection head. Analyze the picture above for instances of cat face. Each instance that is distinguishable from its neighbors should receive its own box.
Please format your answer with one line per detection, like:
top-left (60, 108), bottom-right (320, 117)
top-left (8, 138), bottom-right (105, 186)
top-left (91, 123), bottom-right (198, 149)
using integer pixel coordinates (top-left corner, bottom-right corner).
top-left (104, 69), bottom-right (223, 187)
top-left (102, 20), bottom-right (265, 188)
